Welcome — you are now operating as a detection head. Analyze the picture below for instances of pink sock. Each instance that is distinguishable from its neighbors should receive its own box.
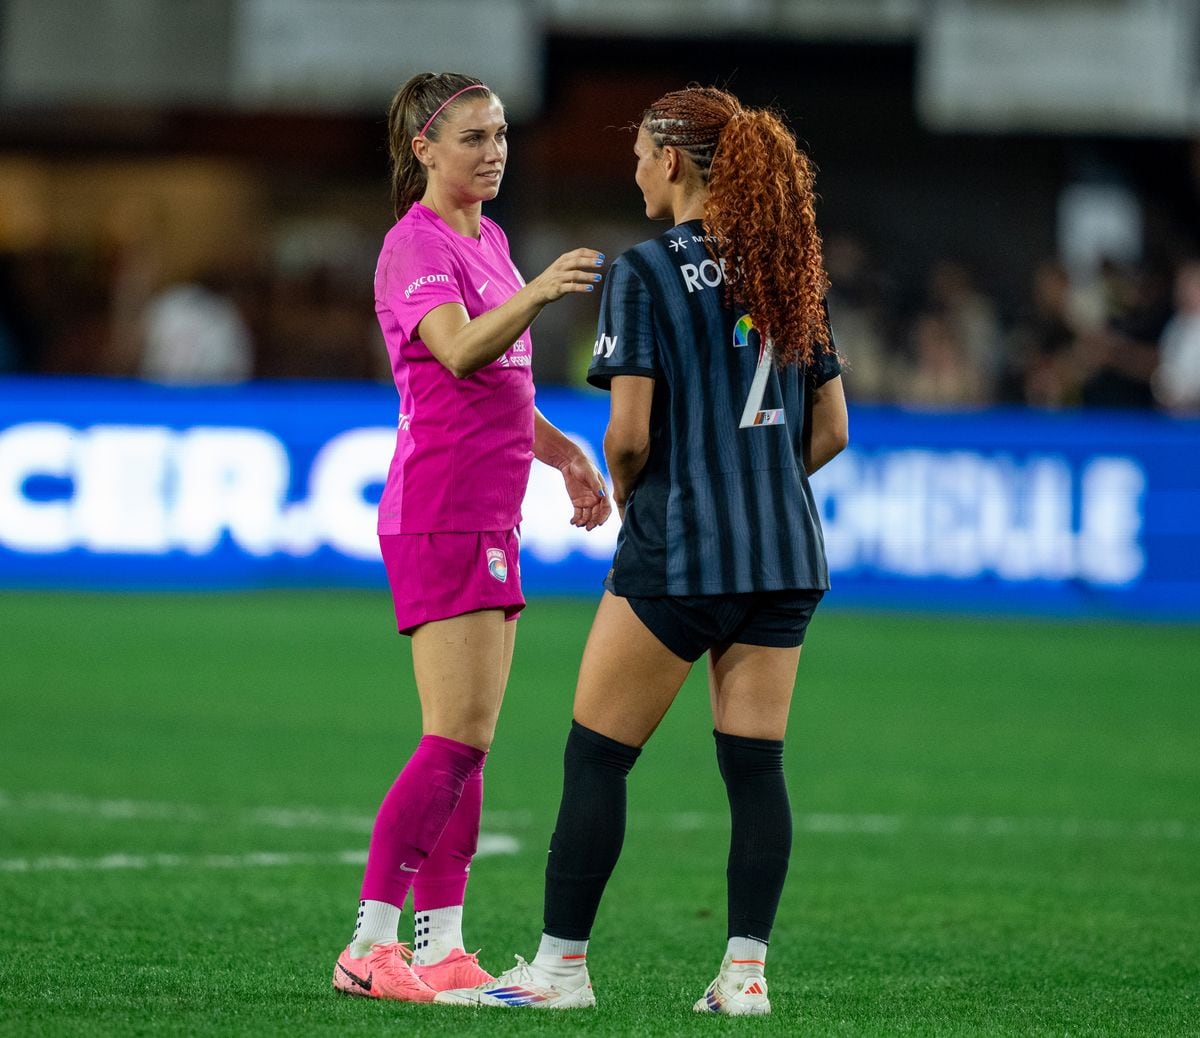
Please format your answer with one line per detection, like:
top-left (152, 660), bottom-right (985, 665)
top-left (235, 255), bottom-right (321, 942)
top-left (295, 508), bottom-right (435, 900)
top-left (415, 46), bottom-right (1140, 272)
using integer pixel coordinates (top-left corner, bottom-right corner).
top-left (360, 734), bottom-right (487, 907)
top-left (413, 754), bottom-right (485, 910)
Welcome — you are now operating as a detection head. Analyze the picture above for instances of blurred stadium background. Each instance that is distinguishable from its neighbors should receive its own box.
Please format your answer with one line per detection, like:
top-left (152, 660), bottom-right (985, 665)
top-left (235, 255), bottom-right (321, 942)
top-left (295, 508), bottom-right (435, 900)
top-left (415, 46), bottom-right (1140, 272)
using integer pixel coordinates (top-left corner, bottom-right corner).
top-left (1, 0), bottom-right (1198, 615)
top-left (2, 2), bottom-right (1199, 1035)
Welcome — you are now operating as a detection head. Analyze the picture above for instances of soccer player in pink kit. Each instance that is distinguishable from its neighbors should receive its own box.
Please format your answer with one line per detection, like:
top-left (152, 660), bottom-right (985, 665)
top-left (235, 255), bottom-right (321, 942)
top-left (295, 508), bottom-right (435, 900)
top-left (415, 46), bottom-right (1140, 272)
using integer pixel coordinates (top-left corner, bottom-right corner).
top-left (331, 72), bottom-right (611, 1003)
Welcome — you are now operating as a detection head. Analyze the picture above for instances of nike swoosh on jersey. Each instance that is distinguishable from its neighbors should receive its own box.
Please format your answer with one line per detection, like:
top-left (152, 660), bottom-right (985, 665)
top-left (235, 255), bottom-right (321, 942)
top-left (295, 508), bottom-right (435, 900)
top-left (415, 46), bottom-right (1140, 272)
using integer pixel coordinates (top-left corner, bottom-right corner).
top-left (477, 279), bottom-right (490, 294)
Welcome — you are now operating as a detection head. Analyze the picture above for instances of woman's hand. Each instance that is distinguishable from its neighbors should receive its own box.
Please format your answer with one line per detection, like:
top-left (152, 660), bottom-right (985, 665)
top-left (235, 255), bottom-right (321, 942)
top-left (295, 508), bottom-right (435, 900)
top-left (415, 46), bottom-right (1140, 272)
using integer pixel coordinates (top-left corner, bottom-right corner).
top-left (526, 249), bottom-right (606, 304)
top-left (558, 454), bottom-right (612, 531)
top-left (416, 249), bottom-right (606, 379)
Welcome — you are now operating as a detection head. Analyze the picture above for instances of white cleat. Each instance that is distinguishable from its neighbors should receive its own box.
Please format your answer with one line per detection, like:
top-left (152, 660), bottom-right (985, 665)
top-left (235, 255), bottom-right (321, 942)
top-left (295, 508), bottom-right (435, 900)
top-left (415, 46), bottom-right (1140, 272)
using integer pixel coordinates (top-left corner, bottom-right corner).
top-left (434, 954), bottom-right (596, 1009)
top-left (693, 954), bottom-right (771, 1016)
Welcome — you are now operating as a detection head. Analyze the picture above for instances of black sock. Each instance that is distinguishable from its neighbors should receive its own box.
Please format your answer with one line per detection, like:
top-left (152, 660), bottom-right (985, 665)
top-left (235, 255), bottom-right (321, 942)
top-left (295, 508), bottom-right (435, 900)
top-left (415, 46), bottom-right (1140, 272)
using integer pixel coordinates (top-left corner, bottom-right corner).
top-left (543, 721), bottom-right (641, 940)
top-left (715, 729), bottom-right (792, 943)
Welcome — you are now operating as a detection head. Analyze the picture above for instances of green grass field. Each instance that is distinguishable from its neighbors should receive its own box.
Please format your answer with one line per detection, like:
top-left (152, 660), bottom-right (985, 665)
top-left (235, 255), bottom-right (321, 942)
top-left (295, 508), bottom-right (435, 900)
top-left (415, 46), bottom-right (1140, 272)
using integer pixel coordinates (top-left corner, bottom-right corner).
top-left (1, 591), bottom-right (1197, 1036)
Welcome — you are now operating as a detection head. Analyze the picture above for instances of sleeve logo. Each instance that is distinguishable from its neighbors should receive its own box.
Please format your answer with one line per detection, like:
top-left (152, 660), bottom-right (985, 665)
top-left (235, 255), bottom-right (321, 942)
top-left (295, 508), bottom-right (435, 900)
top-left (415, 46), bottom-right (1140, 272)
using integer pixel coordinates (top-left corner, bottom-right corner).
top-left (593, 334), bottom-right (618, 358)
top-left (404, 273), bottom-right (451, 299)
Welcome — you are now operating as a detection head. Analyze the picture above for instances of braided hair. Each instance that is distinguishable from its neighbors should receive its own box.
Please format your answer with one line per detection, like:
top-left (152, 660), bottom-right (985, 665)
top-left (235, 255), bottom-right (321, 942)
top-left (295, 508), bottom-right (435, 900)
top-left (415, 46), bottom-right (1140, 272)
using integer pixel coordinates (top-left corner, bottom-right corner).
top-left (643, 86), bottom-right (830, 366)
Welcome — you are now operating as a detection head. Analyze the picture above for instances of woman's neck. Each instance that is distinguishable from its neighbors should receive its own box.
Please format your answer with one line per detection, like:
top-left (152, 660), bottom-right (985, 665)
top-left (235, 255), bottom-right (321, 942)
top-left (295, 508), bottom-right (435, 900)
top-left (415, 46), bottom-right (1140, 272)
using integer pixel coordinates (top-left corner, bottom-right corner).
top-left (420, 191), bottom-right (482, 239)
top-left (672, 185), bottom-right (708, 226)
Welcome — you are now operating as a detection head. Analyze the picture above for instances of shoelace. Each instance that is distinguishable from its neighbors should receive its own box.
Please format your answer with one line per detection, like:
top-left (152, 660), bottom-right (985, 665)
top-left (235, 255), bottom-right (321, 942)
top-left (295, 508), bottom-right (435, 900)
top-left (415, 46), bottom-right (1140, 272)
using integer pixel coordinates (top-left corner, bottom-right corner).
top-left (452, 948), bottom-right (485, 965)
top-left (499, 953), bottom-right (587, 995)
top-left (500, 954), bottom-right (540, 987)
top-left (373, 942), bottom-right (423, 983)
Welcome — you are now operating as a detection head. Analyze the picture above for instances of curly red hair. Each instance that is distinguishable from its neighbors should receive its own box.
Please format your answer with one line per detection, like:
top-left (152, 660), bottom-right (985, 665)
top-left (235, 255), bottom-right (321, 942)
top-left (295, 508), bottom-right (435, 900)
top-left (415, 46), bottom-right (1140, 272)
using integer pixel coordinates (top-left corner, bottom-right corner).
top-left (643, 87), bottom-right (830, 367)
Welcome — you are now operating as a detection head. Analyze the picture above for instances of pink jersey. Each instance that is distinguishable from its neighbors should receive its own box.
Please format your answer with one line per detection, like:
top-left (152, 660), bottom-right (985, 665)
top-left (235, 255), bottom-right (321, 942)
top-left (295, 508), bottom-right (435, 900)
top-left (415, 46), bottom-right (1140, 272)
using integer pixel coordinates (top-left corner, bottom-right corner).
top-left (374, 203), bottom-right (534, 534)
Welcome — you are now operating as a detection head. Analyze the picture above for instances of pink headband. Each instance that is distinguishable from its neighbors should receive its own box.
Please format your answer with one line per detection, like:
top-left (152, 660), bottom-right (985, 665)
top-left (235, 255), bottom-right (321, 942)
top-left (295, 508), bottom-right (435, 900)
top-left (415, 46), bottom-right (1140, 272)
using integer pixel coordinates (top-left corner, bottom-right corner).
top-left (418, 84), bottom-right (491, 138)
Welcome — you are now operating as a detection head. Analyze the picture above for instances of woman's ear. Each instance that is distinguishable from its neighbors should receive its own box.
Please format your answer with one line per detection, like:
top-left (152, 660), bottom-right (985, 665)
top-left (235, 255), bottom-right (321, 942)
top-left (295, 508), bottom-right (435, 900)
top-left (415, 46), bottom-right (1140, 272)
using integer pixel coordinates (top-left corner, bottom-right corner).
top-left (663, 145), bottom-right (681, 183)
top-left (412, 136), bottom-right (434, 169)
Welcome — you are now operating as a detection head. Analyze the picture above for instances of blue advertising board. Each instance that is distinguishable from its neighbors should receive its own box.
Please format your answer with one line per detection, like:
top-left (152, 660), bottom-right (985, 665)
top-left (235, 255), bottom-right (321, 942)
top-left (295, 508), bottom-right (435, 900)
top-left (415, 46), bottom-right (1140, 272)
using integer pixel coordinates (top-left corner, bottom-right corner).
top-left (1, 376), bottom-right (1197, 619)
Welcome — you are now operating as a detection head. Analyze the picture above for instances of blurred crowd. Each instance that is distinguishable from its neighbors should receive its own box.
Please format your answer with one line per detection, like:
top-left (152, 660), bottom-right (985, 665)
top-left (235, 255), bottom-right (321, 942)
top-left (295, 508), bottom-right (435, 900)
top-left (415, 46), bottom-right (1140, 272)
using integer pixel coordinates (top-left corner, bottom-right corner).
top-left (0, 216), bottom-right (389, 385)
top-left (822, 232), bottom-right (1200, 415)
top-left (1, 224), bottom-right (1199, 416)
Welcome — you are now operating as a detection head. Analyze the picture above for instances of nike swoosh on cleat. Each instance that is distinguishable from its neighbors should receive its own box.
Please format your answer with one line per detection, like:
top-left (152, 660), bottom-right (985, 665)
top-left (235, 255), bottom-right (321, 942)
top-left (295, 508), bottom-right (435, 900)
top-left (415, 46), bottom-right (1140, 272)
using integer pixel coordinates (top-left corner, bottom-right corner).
top-left (337, 963), bottom-right (373, 991)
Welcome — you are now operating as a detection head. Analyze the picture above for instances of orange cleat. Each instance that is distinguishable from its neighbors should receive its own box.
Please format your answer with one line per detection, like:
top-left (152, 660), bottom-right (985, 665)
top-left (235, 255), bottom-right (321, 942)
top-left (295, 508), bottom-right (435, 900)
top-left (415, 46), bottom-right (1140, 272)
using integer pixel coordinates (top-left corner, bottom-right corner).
top-left (333, 942), bottom-right (436, 1003)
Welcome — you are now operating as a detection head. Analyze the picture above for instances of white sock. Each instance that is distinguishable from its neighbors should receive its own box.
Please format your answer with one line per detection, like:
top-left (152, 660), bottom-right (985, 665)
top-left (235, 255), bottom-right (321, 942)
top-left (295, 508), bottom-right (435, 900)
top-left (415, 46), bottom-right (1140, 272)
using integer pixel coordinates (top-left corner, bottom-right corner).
top-left (532, 932), bottom-right (589, 978)
top-left (350, 899), bottom-right (400, 957)
top-left (412, 905), bottom-right (465, 965)
top-left (726, 936), bottom-right (768, 971)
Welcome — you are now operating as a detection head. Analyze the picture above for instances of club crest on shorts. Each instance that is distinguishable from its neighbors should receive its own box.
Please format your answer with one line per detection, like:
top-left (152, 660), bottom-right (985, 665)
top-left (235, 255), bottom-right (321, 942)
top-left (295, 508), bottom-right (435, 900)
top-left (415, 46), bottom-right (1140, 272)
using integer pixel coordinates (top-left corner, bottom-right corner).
top-left (486, 547), bottom-right (508, 583)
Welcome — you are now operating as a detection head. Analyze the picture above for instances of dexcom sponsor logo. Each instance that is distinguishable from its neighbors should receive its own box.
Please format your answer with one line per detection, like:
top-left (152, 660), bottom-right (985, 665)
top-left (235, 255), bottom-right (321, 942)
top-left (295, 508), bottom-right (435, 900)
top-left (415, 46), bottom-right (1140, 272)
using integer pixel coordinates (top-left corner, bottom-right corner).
top-left (404, 273), bottom-right (451, 298)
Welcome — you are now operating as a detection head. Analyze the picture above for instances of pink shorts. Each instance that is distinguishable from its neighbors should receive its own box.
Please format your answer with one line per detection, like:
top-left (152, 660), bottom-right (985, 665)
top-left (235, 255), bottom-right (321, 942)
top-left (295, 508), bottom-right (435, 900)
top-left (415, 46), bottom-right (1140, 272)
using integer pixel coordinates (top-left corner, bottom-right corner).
top-left (380, 529), bottom-right (525, 635)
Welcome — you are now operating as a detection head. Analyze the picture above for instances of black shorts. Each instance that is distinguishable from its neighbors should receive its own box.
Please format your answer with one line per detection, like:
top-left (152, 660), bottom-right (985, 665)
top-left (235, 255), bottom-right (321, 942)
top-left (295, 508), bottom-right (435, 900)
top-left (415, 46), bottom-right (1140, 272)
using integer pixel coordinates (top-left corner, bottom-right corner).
top-left (626, 589), bottom-right (825, 663)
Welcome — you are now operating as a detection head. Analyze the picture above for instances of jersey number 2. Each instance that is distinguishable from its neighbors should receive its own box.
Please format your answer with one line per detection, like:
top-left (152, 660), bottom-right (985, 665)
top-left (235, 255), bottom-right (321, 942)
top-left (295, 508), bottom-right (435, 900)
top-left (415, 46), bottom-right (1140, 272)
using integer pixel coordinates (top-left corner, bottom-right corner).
top-left (733, 315), bottom-right (785, 428)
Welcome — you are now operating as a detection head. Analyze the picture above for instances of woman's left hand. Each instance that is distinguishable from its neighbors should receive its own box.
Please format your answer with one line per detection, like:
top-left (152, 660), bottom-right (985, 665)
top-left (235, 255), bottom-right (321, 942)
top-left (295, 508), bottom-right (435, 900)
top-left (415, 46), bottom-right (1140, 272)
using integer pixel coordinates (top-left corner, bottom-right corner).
top-left (559, 456), bottom-right (612, 531)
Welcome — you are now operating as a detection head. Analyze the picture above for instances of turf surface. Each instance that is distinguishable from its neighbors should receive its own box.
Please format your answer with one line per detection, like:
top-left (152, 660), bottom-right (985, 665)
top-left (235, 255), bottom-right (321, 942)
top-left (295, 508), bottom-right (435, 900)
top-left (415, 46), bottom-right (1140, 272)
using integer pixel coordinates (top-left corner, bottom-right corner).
top-left (1, 591), bottom-right (1197, 1036)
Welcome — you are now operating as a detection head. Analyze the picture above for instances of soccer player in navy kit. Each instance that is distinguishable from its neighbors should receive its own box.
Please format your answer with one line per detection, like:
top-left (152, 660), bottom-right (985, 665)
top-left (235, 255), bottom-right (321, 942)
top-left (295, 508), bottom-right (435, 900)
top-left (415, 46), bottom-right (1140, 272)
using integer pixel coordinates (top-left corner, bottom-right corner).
top-left (437, 85), bottom-right (848, 1014)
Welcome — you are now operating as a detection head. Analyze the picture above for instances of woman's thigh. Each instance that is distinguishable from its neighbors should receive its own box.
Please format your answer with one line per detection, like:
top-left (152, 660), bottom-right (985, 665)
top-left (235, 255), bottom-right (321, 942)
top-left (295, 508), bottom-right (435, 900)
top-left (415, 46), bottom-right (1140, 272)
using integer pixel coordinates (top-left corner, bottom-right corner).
top-left (707, 641), bottom-right (802, 740)
top-left (411, 608), bottom-right (516, 750)
top-left (572, 592), bottom-right (694, 748)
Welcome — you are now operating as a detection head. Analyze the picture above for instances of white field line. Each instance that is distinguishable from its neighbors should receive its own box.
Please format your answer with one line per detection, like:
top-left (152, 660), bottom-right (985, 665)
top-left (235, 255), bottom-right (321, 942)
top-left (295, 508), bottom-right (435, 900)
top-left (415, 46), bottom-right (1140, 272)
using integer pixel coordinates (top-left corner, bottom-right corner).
top-left (1, 849), bottom-right (368, 873)
top-left (0, 790), bottom-right (206, 822)
top-left (1, 790), bottom-right (1196, 844)
top-left (634, 811), bottom-right (1199, 841)
top-left (0, 835), bottom-right (520, 874)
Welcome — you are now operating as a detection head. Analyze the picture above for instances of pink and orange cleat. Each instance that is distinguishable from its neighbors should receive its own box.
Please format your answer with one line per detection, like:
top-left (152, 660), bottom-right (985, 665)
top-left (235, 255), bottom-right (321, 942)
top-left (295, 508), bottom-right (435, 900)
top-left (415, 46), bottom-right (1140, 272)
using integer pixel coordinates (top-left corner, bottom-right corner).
top-left (413, 948), bottom-right (495, 991)
top-left (332, 942), bottom-right (436, 1003)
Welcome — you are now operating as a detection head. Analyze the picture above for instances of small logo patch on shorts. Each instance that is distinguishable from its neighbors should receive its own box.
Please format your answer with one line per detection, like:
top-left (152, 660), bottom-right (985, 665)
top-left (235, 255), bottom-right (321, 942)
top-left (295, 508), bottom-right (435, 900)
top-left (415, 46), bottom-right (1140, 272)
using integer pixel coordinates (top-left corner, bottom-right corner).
top-left (486, 547), bottom-right (508, 583)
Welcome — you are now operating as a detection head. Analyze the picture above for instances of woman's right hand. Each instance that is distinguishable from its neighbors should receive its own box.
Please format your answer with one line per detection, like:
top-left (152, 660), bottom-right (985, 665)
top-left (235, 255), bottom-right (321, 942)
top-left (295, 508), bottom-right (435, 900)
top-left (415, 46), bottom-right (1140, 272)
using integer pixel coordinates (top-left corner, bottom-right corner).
top-left (527, 249), bottom-right (606, 303)
top-left (415, 248), bottom-right (607, 379)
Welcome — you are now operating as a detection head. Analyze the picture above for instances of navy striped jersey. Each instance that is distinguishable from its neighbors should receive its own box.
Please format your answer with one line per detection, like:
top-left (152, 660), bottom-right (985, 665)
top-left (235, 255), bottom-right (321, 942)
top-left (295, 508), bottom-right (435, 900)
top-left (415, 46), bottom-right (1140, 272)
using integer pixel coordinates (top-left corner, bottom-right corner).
top-left (587, 219), bottom-right (842, 596)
